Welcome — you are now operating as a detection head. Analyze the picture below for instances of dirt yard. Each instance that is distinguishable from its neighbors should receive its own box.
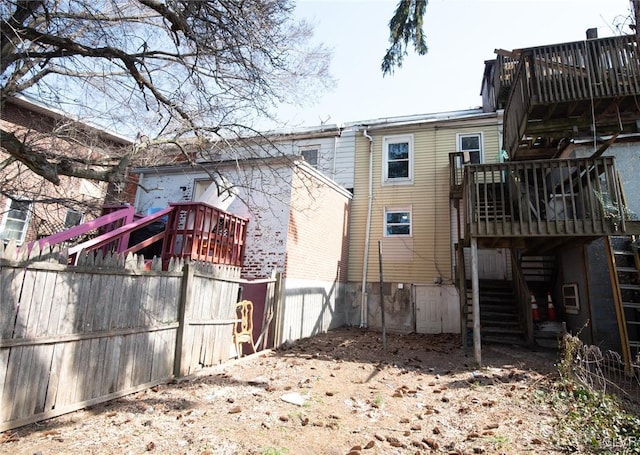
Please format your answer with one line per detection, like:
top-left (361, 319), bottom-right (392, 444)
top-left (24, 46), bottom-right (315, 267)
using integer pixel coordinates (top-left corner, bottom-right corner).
top-left (1, 329), bottom-right (563, 455)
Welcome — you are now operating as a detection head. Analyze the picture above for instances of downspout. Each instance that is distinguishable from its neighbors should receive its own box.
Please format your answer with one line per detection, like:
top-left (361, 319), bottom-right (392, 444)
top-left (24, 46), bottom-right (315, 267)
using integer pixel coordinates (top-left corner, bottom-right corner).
top-left (332, 134), bottom-right (338, 180)
top-left (361, 129), bottom-right (374, 328)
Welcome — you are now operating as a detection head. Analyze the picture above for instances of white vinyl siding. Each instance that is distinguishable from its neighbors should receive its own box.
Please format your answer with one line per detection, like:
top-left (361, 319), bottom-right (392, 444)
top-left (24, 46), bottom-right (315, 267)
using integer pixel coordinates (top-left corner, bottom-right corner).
top-left (383, 134), bottom-right (413, 184)
top-left (348, 116), bottom-right (501, 284)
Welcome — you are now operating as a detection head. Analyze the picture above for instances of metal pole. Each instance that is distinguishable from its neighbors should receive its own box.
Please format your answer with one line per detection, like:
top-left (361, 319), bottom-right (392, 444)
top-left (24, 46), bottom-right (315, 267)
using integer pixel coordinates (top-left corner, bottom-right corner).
top-left (471, 237), bottom-right (481, 366)
top-left (378, 240), bottom-right (386, 351)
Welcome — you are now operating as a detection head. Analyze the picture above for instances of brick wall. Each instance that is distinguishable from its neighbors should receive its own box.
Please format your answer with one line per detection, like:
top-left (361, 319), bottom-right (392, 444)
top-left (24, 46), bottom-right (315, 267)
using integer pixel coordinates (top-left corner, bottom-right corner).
top-left (134, 167), bottom-right (292, 280)
top-left (1, 99), bottom-right (131, 243)
top-left (284, 165), bottom-right (351, 282)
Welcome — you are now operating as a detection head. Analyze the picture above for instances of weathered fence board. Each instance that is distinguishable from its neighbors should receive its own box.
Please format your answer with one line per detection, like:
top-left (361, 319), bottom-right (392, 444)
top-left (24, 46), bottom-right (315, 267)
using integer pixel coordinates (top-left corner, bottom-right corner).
top-left (0, 247), bottom-right (243, 432)
top-left (176, 264), bottom-right (242, 376)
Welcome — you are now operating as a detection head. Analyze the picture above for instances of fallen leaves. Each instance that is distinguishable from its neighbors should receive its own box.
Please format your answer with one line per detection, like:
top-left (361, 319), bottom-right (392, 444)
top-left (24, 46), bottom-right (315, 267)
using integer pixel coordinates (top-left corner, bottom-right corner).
top-left (1, 329), bottom-right (558, 455)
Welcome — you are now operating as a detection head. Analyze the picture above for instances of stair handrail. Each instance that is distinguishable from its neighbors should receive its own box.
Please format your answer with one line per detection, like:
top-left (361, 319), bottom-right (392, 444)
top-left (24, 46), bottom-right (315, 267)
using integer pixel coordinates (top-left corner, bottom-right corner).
top-left (28, 205), bottom-right (135, 254)
top-left (68, 207), bottom-right (173, 264)
top-left (511, 249), bottom-right (534, 346)
top-left (632, 235), bottom-right (640, 283)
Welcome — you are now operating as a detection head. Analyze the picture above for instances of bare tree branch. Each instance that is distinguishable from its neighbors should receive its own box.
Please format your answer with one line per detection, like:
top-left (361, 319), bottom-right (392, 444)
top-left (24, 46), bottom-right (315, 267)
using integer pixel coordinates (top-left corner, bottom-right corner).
top-left (1, 0), bottom-right (332, 188)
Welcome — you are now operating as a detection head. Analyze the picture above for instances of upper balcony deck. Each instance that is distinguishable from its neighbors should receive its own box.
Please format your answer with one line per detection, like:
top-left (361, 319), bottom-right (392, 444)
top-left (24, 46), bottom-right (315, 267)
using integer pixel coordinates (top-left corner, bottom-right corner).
top-left (499, 34), bottom-right (640, 159)
top-left (450, 153), bottom-right (638, 251)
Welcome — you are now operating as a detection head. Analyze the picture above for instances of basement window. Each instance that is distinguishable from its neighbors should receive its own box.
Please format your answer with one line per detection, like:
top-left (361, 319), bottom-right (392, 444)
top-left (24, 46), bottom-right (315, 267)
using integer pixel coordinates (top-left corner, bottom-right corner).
top-left (562, 283), bottom-right (579, 315)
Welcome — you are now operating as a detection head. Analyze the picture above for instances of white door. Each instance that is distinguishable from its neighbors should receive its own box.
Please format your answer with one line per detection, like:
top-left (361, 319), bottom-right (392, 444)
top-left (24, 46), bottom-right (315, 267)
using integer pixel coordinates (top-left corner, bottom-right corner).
top-left (414, 285), bottom-right (461, 334)
top-left (479, 249), bottom-right (508, 280)
top-left (464, 248), bottom-right (510, 280)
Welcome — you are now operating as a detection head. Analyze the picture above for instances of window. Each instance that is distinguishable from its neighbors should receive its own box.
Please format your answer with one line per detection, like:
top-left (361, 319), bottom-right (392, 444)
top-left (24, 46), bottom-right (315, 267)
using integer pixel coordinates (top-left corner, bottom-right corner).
top-left (457, 133), bottom-right (483, 165)
top-left (193, 179), bottom-right (213, 200)
top-left (383, 135), bottom-right (413, 183)
top-left (384, 208), bottom-right (412, 237)
top-left (64, 210), bottom-right (84, 229)
top-left (563, 283), bottom-right (580, 315)
top-left (301, 148), bottom-right (318, 168)
top-left (0, 198), bottom-right (32, 244)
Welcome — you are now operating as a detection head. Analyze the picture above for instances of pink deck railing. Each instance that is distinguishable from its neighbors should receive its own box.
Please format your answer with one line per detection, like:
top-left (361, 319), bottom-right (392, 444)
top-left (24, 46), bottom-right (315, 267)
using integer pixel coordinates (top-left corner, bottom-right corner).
top-left (30, 205), bottom-right (135, 257)
top-left (30, 202), bottom-right (248, 270)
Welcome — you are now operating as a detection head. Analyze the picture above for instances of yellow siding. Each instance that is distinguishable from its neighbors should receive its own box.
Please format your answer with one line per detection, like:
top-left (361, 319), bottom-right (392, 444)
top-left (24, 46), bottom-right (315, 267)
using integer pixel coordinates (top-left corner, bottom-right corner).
top-left (348, 117), bottom-right (500, 284)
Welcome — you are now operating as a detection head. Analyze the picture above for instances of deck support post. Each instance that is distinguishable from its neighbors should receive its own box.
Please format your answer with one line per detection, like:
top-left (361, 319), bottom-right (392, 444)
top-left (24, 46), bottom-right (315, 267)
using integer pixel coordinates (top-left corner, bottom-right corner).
top-left (471, 237), bottom-right (481, 366)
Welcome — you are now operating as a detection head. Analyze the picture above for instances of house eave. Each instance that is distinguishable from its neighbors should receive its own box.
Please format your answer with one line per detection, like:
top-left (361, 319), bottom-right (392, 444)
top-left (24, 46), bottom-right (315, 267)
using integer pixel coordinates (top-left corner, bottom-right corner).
top-left (349, 110), bottom-right (498, 132)
top-left (6, 94), bottom-right (134, 146)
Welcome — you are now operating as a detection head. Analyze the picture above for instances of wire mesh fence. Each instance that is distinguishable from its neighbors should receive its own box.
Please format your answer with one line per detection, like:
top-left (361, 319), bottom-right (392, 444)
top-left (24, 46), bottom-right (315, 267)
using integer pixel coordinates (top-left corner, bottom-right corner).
top-left (562, 334), bottom-right (640, 414)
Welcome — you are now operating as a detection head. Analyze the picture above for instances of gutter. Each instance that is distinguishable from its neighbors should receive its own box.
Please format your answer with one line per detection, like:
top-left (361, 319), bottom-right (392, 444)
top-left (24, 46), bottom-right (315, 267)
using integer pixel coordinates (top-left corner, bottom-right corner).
top-left (361, 129), bottom-right (374, 328)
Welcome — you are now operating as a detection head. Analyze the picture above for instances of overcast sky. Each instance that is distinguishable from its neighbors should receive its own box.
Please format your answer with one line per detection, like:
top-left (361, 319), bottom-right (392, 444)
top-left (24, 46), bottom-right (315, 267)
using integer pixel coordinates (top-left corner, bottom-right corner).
top-left (273, 0), bottom-right (634, 128)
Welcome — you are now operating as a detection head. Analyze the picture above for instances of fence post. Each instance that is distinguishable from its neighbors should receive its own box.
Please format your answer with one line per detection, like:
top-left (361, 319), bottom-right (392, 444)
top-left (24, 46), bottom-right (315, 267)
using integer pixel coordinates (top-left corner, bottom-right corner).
top-left (174, 261), bottom-right (194, 377)
top-left (271, 272), bottom-right (283, 348)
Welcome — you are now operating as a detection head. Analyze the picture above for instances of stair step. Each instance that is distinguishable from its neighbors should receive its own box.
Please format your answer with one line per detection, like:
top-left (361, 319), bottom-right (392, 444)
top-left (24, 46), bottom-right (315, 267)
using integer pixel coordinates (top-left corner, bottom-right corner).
top-left (479, 301), bottom-right (518, 308)
top-left (480, 307), bottom-right (518, 314)
top-left (471, 317), bottom-right (520, 323)
top-left (615, 250), bottom-right (635, 256)
top-left (482, 335), bottom-right (528, 346)
top-left (623, 302), bottom-right (640, 309)
top-left (468, 292), bottom-right (515, 298)
top-left (617, 266), bottom-right (639, 273)
top-left (620, 284), bottom-right (640, 291)
top-left (480, 319), bottom-right (524, 335)
top-left (481, 326), bottom-right (525, 335)
top-left (479, 302), bottom-right (518, 308)
top-left (480, 295), bottom-right (517, 299)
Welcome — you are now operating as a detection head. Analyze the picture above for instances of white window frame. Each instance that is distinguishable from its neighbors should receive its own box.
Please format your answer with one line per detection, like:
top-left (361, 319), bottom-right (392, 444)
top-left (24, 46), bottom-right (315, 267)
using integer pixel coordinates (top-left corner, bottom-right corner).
top-left (0, 198), bottom-right (32, 245)
top-left (384, 207), bottom-right (412, 237)
top-left (300, 146), bottom-right (319, 168)
top-left (457, 132), bottom-right (484, 166)
top-left (383, 134), bottom-right (413, 184)
top-left (193, 178), bottom-right (214, 201)
top-left (563, 283), bottom-right (580, 315)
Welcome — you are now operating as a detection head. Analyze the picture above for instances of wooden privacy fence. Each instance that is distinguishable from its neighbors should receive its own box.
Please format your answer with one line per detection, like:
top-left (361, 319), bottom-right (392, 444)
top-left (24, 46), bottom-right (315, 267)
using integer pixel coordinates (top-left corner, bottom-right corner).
top-left (0, 242), bottom-right (273, 432)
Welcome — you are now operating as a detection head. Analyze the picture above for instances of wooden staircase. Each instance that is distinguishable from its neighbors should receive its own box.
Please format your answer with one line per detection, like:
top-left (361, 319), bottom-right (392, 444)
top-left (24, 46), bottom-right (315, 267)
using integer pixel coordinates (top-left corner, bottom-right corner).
top-left (607, 235), bottom-right (640, 365)
top-left (521, 254), bottom-right (556, 322)
top-left (466, 279), bottom-right (526, 345)
top-left (521, 255), bottom-right (555, 285)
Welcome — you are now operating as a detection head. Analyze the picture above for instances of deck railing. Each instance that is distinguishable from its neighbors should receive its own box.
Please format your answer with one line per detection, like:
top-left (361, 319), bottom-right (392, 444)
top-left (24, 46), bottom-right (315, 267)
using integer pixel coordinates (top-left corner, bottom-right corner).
top-left (449, 152), bottom-right (465, 197)
top-left (163, 202), bottom-right (248, 268)
top-left (465, 157), bottom-right (626, 238)
top-left (31, 202), bottom-right (248, 270)
top-left (30, 205), bottom-right (135, 258)
top-left (503, 34), bottom-right (640, 155)
top-left (495, 54), bottom-right (519, 108)
top-left (511, 249), bottom-right (533, 346)
top-left (67, 207), bottom-right (174, 264)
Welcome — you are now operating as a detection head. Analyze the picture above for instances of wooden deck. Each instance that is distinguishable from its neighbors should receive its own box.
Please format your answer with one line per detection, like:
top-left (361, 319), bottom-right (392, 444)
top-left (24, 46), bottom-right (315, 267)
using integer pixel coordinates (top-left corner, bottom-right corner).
top-left (463, 157), bottom-right (629, 244)
top-left (163, 202), bottom-right (248, 268)
top-left (32, 202), bottom-right (249, 270)
top-left (501, 35), bottom-right (640, 158)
